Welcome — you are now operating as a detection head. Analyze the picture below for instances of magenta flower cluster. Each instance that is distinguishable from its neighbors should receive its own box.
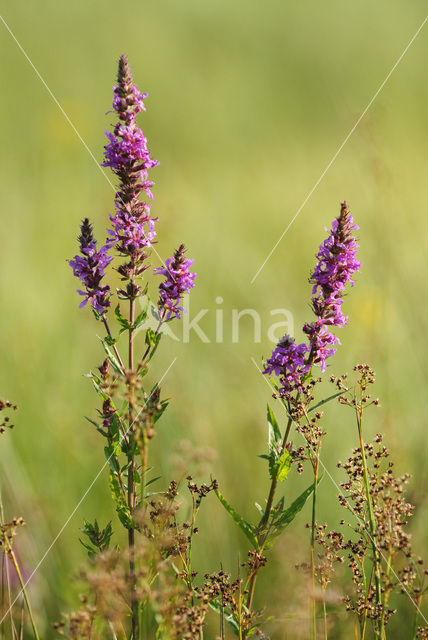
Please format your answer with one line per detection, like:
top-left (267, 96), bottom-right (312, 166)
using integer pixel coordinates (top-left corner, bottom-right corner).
top-left (102, 56), bottom-right (159, 257)
top-left (264, 202), bottom-right (360, 397)
top-left (70, 55), bottom-right (195, 322)
top-left (155, 244), bottom-right (196, 320)
top-left (304, 202), bottom-right (361, 370)
top-left (264, 337), bottom-right (309, 395)
top-left (69, 218), bottom-right (112, 315)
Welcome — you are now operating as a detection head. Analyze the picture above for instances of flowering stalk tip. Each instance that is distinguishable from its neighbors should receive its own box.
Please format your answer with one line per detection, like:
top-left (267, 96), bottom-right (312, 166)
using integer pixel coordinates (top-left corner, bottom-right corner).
top-left (69, 218), bottom-right (112, 314)
top-left (155, 244), bottom-right (196, 320)
top-left (102, 54), bottom-right (159, 299)
top-left (305, 200), bottom-right (361, 371)
top-left (264, 202), bottom-right (361, 396)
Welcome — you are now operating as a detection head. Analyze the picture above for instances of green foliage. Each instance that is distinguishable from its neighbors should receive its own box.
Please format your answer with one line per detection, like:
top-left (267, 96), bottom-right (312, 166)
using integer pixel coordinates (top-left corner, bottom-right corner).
top-left (79, 519), bottom-right (113, 557)
top-left (273, 450), bottom-right (291, 482)
top-left (308, 391), bottom-right (343, 413)
top-left (115, 304), bottom-right (131, 332)
top-left (209, 600), bottom-right (241, 636)
top-left (260, 404), bottom-right (291, 482)
top-left (109, 472), bottom-right (134, 530)
top-left (265, 479), bottom-right (321, 549)
top-left (100, 338), bottom-right (123, 375)
top-left (215, 489), bottom-right (258, 548)
top-left (134, 297), bottom-right (150, 330)
top-left (267, 403), bottom-right (281, 445)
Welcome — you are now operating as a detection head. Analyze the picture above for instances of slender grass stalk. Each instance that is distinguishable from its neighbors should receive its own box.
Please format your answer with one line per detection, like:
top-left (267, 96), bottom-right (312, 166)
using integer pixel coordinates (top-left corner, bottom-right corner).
top-left (322, 596), bottom-right (327, 640)
top-left (360, 558), bottom-right (372, 640)
top-left (412, 591), bottom-right (423, 640)
top-left (310, 447), bottom-right (320, 640)
top-left (3, 543), bottom-right (39, 640)
top-left (379, 551), bottom-right (392, 640)
top-left (238, 570), bottom-right (243, 640)
top-left (0, 512), bottom-right (17, 640)
top-left (355, 400), bottom-right (381, 640)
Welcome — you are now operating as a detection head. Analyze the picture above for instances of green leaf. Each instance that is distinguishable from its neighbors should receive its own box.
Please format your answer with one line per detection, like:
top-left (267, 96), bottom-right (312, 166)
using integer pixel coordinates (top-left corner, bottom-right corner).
top-left (275, 450), bottom-right (292, 482)
top-left (273, 477), bottom-right (322, 533)
top-left (308, 391), bottom-right (343, 413)
top-left (154, 399), bottom-right (169, 424)
top-left (104, 445), bottom-right (120, 475)
top-left (267, 403), bottom-right (282, 446)
top-left (109, 473), bottom-right (133, 529)
top-left (215, 490), bottom-right (258, 548)
top-left (91, 374), bottom-right (109, 401)
top-left (91, 307), bottom-right (103, 322)
top-left (115, 304), bottom-right (130, 330)
top-left (100, 338), bottom-right (123, 376)
top-left (134, 298), bottom-right (150, 330)
top-left (145, 475), bottom-right (161, 488)
top-left (85, 416), bottom-right (108, 438)
top-left (145, 328), bottom-right (157, 346)
top-left (79, 519), bottom-right (113, 557)
top-left (145, 329), bottom-right (162, 362)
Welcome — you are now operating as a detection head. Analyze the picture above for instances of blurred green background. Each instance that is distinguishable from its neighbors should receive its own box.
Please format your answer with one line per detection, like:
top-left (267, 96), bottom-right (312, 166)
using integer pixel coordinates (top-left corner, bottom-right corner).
top-left (1, 0), bottom-right (427, 637)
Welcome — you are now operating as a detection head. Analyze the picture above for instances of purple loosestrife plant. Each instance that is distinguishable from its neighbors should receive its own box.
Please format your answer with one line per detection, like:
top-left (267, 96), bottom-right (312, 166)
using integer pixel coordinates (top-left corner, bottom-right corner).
top-left (68, 55), bottom-right (195, 640)
top-left (215, 202), bottom-right (361, 639)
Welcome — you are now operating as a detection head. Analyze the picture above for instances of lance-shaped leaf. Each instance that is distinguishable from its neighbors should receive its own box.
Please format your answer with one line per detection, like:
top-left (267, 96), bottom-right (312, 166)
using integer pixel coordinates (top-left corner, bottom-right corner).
top-left (79, 519), bottom-right (113, 557)
top-left (274, 449), bottom-right (291, 482)
top-left (100, 338), bottom-right (123, 376)
top-left (145, 329), bottom-right (162, 362)
top-left (308, 391), bottom-right (342, 413)
top-left (133, 296), bottom-right (150, 330)
top-left (114, 304), bottom-right (131, 331)
top-left (215, 490), bottom-right (258, 548)
top-left (85, 415), bottom-right (108, 438)
top-left (265, 477), bottom-right (322, 549)
top-left (109, 472), bottom-right (133, 530)
top-left (267, 403), bottom-right (282, 446)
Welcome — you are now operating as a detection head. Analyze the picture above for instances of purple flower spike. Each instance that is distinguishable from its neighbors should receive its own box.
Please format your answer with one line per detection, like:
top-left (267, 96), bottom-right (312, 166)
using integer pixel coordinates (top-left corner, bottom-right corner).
top-left (305, 201), bottom-right (361, 370)
top-left (155, 244), bottom-right (196, 320)
top-left (263, 202), bottom-right (360, 397)
top-left (69, 218), bottom-right (112, 315)
top-left (263, 336), bottom-right (310, 397)
top-left (102, 55), bottom-right (158, 286)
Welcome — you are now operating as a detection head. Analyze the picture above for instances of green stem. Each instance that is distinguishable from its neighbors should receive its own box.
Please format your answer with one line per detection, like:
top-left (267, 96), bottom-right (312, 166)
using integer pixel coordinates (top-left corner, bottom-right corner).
top-left (360, 558), bottom-right (371, 640)
top-left (356, 406), bottom-right (381, 640)
top-left (310, 450), bottom-right (320, 640)
top-left (259, 413), bottom-right (294, 531)
top-left (411, 592), bottom-right (423, 640)
top-left (379, 551), bottom-right (392, 640)
top-left (6, 543), bottom-right (40, 640)
top-left (322, 595), bottom-right (327, 640)
top-left (128, 295), bottom-right (137, 640)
